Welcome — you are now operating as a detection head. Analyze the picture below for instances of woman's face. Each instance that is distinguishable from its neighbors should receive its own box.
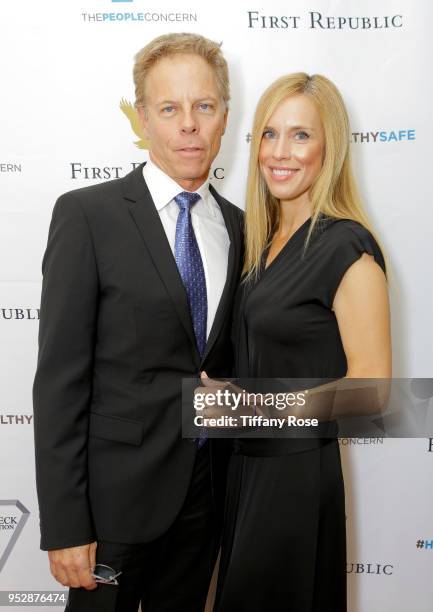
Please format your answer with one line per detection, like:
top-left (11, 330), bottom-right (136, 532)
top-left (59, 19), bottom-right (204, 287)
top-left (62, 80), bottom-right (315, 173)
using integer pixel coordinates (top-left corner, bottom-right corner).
top-left (258, 94), bottom-right (325, 205)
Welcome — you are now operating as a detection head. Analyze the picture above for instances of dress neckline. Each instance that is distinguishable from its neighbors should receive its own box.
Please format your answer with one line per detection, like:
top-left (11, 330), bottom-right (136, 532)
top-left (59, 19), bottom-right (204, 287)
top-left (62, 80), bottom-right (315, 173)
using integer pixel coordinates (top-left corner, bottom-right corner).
top-left (263, 217), bottom-right (312, 274)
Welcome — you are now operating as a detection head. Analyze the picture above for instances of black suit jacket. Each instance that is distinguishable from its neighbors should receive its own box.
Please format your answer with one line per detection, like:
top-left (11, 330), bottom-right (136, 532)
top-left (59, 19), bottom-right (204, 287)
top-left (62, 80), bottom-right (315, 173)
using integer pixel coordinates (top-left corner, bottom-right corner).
top-left (33, 163), bottom-right (243, 550)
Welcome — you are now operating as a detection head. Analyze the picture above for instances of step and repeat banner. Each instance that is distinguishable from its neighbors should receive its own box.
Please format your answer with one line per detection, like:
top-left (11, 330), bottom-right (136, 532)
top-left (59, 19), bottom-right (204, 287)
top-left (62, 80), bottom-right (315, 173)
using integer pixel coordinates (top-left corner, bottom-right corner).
top-left (1, 0), bottom-right (432, 610)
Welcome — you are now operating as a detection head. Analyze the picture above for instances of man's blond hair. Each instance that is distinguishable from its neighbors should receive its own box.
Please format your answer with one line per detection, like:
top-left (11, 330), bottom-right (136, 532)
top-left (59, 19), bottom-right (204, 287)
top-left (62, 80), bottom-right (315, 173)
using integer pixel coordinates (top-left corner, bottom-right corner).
top-left (133, 32), bottom-right (230, 108)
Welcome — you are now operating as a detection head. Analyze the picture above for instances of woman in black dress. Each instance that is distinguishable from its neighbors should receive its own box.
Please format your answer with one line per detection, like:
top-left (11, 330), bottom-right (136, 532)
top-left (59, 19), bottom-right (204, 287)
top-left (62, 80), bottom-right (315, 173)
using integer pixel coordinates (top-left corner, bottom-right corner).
top-left (201, 73), bottom-right (391, 611)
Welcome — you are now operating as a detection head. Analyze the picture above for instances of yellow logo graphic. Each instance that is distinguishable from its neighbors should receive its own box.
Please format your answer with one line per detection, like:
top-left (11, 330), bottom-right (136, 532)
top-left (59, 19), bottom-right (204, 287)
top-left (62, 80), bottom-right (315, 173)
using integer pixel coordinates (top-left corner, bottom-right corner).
top-left (120, 98), bottom-right (150, 149)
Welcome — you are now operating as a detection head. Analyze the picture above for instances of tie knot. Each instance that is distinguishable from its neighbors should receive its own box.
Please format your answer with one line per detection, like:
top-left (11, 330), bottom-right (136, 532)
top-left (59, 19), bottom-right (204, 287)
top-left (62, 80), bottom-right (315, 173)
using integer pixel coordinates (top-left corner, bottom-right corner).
top-left (174, 191), bottom-right (201, 211)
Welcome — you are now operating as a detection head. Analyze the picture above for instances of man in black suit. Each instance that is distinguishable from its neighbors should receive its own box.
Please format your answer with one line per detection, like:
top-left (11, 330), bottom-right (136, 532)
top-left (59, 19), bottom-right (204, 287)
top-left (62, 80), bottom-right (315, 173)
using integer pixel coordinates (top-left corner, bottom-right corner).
top-left (33, 32), bottom-right (243, 611)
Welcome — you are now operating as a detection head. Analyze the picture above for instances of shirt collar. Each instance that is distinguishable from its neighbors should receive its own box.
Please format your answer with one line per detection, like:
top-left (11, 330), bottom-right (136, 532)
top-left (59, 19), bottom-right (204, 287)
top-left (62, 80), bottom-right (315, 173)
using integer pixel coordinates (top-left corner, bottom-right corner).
top-left (142, 158), bottom-right (215, 216)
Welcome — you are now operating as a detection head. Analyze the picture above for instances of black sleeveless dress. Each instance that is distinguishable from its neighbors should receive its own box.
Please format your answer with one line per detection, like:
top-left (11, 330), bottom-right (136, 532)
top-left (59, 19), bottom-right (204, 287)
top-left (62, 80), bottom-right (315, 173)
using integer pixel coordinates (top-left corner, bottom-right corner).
top-left (214, 216), bottom-right (386, 612)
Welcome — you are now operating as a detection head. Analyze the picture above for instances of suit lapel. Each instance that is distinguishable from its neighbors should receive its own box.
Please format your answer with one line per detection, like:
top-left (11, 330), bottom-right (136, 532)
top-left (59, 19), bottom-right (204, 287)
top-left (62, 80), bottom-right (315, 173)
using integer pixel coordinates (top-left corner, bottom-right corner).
top-left (201, 184), bottom-right (241, 364)
top-left (122, 163), bottom-right (201, 367)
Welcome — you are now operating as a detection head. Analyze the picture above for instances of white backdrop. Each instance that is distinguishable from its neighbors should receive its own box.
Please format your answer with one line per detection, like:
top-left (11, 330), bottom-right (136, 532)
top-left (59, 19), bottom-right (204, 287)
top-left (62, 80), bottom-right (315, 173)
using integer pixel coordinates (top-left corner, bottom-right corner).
top-left (1, 0), bottom-right (432, 610)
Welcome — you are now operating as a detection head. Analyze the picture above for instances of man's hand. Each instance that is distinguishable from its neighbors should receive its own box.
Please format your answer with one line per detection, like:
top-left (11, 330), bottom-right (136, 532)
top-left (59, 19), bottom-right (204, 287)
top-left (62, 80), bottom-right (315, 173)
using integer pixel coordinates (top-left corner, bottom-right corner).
top-left (48, 541), bottom-right (98, 589)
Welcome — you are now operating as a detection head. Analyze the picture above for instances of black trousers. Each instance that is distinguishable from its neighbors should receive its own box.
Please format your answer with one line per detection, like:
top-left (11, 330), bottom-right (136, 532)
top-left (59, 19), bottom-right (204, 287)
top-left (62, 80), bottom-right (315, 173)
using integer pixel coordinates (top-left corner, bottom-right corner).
top-left (65, 443), bottom-right (218, 612)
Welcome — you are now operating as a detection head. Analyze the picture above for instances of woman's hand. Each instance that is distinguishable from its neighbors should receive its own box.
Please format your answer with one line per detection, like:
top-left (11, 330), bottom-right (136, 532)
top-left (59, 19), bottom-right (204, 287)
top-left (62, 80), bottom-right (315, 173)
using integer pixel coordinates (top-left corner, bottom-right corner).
top-left (194, 372), bottom-right (258, 424)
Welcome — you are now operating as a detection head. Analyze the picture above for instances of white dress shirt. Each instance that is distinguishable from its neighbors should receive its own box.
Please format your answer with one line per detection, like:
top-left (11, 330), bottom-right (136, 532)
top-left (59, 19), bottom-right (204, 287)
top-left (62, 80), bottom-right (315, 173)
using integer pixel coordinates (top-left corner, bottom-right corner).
top-left (142, 159), bottom-right (230, 339)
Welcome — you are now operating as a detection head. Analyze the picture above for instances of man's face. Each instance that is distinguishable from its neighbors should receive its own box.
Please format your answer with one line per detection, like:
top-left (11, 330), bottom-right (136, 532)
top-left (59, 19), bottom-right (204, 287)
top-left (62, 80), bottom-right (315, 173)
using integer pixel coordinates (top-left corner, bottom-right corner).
top-left (138, 53), bottom-right (228, 191)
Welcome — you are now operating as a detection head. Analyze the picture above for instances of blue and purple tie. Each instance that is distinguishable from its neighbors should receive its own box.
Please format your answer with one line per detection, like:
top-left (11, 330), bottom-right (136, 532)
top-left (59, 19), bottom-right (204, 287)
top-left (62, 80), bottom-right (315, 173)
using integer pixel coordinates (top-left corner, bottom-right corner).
top-left (174, 191), bottom-right (208, 447)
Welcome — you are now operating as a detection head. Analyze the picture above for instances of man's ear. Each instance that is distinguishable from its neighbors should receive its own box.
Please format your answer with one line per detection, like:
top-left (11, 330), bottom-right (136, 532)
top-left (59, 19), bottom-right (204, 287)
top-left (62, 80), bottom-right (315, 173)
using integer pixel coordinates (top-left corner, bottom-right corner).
top-left (137, 106), bottom-right (150, 140)
top-left (221, 105), bottom-right (229, 136)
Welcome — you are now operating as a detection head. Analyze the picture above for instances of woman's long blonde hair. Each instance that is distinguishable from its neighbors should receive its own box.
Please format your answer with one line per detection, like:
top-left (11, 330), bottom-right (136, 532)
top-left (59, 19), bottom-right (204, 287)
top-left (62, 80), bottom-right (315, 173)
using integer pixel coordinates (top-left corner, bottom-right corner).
top-left (243, 72), bottom-right (379, 278)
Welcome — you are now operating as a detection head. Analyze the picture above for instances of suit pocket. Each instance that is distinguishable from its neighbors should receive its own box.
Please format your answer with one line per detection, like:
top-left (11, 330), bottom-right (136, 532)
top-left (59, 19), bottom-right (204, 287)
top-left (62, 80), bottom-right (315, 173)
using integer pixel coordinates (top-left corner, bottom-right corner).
top-left (89, 411), bottom-right (144, 446)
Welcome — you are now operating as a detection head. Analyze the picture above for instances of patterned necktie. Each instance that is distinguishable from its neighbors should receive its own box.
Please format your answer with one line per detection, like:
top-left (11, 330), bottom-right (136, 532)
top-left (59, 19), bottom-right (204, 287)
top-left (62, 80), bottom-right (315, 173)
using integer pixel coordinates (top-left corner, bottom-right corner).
top-left (174, 192), bottom-right (208, 447)
top-left (174, 191), bottom-right (208, 359)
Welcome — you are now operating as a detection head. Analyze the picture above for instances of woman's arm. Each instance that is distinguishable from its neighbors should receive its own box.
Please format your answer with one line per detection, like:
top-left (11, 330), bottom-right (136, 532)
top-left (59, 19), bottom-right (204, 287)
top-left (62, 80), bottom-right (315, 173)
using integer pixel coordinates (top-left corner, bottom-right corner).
top-left (282, 252), bottom-right (392, 420)
top-left (333, 252), bottom-right (391, 379)
top-left (195, 253), bottom-right (392, 424)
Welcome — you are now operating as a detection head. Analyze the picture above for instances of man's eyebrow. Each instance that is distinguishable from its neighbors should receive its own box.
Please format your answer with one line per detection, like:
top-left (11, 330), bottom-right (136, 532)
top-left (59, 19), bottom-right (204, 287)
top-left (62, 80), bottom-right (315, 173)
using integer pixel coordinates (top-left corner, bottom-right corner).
top-left (156, 96), bottom-right (219, 105)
